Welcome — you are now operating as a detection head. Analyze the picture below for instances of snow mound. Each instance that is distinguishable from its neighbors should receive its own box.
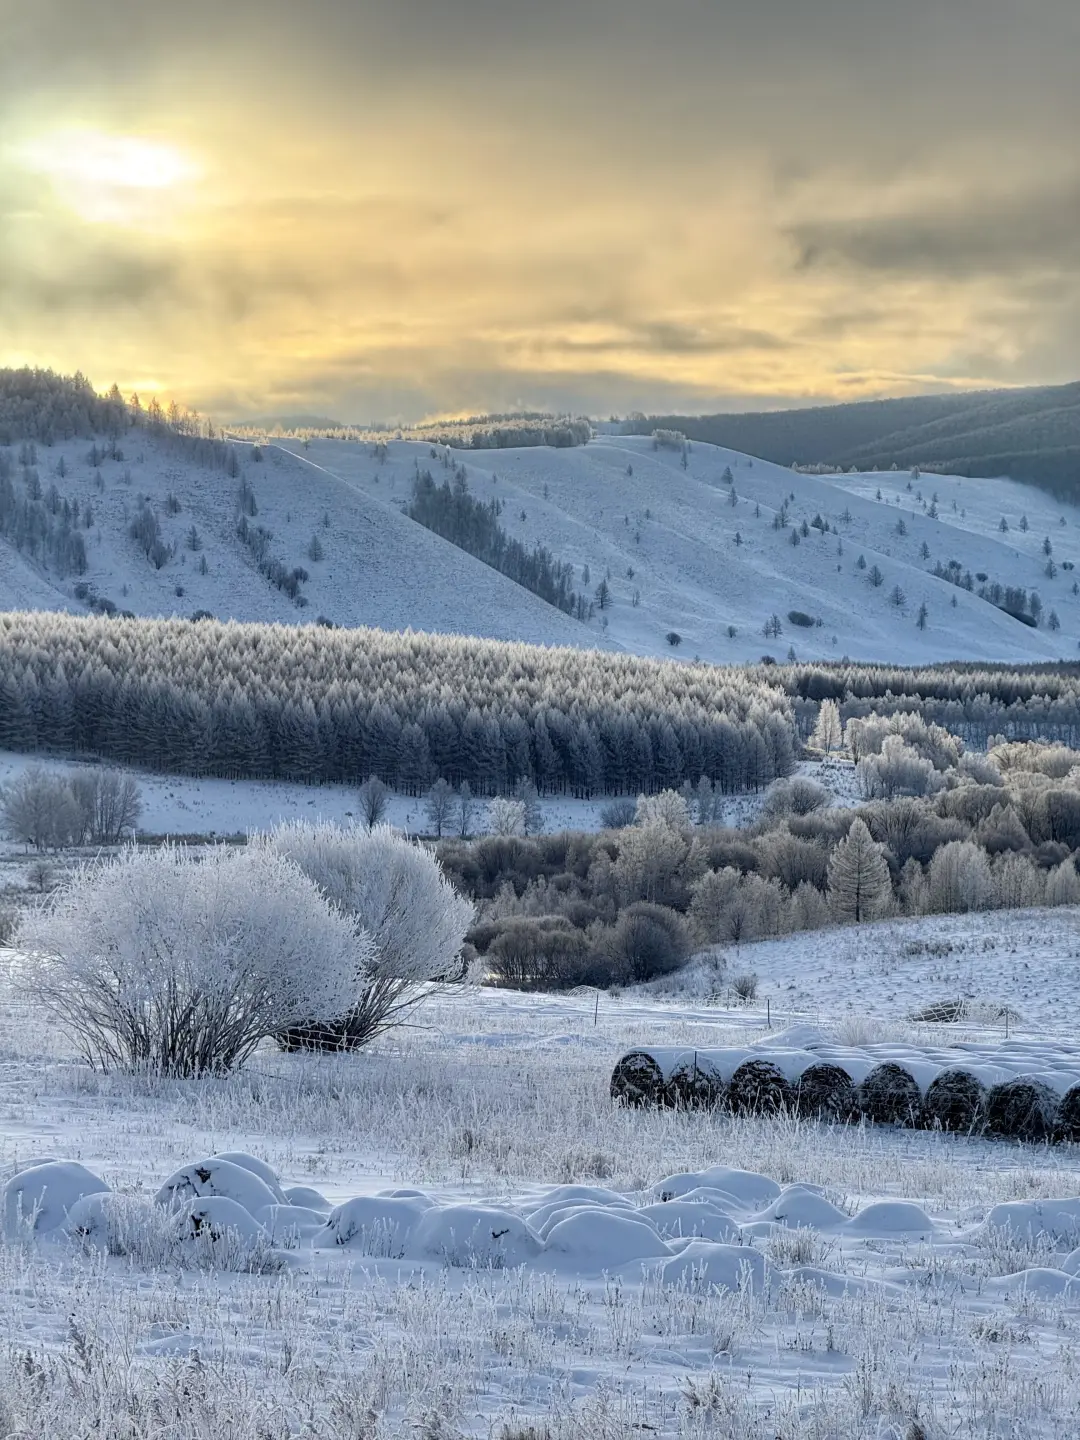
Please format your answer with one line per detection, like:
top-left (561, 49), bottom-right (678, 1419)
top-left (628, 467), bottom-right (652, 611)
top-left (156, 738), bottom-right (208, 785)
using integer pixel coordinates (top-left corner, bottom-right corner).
top-left (282, 1185), bottom-right (331, 1211)
top-left (3, 1160), bottom-right (110, 1237)
top-left (756, 1186), bottom-right (849, 1230)
top-left (983, 1198), bottom-right (1080, 1246)
top-left (257, 1204), bottom-right (328, 1243)
top-left (155, 1157), bottom-right (281, 1217)
top-left (410, 1205), bottom-right (544, 1268)
top-left (750, 1024), bottom-right (830, 1051)
top-left (542, 1209), bottom-right (670, 1267)
top-left (209, 1152), bottom-right (287, 1203)
top-left (845, 1202), bottom-right (936, 1237)
top-left (179, 1195), bottom-right (269, 1247)
top-left (659, 1241), bottom-right (774, 1294)
top-left (635, 1201), bottom-right (742, 1243)
top-left (654, 1167), bottom-right (781, 1208)
top-left (313, 1193), bottom-right (436, 1254)
top-left (984, 1267), bottom-right (1080, 1298)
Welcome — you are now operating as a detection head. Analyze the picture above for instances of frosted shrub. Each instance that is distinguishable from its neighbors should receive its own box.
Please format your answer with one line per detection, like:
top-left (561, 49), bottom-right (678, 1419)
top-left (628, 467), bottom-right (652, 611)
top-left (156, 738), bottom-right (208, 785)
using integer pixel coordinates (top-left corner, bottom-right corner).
top-left (15, 845), bottom-right (364, 1076)
top-left (488, 796), bottom-right (527, 836)
top-left (634, 790), bottom-right (691, 830)
top-left (261, 822), bottom-right (473, 1049)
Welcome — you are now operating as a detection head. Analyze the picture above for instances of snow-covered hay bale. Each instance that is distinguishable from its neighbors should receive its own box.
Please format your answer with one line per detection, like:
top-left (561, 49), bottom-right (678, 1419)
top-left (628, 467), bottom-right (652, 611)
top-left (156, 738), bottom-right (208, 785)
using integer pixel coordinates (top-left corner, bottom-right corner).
top-left (727, 1059), bottom-right (793, 1116)
top-left (922, 1068), bottom-right (986, 1134)
top-left (1056, 1083), bottom-right (1080, 1143)
top-left (857, 1063), bottom-right (922, 1126)
top-left (155, 1158), bottom-right (280, 1217)
top-left (610, 1050), bottom-right (665, 1107)
top-left (3, 1161), bottom-right (110, 1238)
top-left (664, 1054), bottom-right (724, 1110)
top-left (794, 1063), bottom-right (858, 1122)
top-left (984, 1078), bottom-right (1058, 1142)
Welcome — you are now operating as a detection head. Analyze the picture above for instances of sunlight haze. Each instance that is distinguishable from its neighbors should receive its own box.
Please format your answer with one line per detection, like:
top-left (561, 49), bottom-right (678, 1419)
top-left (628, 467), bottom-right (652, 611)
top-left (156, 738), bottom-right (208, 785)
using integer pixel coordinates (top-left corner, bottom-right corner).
top-left (2, 0), bottom-right (1077, 421)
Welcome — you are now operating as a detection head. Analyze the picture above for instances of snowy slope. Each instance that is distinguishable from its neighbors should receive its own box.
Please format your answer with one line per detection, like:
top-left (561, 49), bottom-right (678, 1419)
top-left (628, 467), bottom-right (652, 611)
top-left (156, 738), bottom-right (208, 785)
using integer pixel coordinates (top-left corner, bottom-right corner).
top-left (0, 434), bottom-right (595, 649)
top-left (4, 425), bottom-right (1080, 664)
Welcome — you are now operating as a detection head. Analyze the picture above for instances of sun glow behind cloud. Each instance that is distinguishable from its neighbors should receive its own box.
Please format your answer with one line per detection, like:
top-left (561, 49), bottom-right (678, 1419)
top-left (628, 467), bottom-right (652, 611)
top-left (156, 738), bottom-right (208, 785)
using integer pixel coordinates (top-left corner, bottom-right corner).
top-left (2, 0), bottom-right (1078, 421)
top-left (12, 129), bottom-right (200, 227)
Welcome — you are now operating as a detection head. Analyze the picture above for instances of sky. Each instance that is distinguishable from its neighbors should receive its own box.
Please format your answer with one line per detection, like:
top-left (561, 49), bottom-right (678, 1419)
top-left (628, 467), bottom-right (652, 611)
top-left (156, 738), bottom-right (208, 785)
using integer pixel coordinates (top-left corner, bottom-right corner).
top-left (2, 0), bottom-right (1078, 424)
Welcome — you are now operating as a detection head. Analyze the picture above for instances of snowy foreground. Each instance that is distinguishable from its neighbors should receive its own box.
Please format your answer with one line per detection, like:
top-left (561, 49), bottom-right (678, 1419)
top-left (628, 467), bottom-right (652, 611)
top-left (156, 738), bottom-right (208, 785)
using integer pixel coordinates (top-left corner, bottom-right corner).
top-left (5, 966), bottom-right (1080, 1437)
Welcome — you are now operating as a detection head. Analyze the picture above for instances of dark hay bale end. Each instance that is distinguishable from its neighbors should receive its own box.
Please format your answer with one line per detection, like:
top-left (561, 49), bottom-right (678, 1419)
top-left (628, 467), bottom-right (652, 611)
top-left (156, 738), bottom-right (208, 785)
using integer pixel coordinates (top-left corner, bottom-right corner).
top-left (278, 1020), bottom-right (358, 1052)
top-left (858, 1063), bottom-right (923, 1127)
top-left (610, 1051), bottom-right (666, 1107)
top-left (795, 1063), bottom-right (858, 1122)
top-left (984, 1077), bottom-right (1058, 1142)
top-left (664, 1056), bottom-right (725, 1110)
top-left (1057, 1084), bottom-right (1080, 1144)
top-left (727, 1059), bottom-right (793, 1116)
top-left (922, 1068), bottom-right (986, 1134)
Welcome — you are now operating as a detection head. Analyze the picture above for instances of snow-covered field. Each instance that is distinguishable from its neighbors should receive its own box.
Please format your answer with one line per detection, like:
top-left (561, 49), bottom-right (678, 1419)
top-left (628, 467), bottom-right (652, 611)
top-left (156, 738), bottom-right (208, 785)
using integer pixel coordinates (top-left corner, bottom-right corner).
top-left (4, 426), bottom-right (1080, 665)
top-left (6, 929), bottom-right (1080, 1437)
top-left (672, 908), bottom-right (1080, 1042)
top-left (0, 750), bottom-right (828, 842)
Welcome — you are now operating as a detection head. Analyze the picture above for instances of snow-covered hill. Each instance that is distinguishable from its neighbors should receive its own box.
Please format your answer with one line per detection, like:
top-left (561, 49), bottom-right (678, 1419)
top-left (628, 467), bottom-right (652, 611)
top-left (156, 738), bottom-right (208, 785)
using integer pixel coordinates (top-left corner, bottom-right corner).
top-left (273, 433), bottom-right (1080, 664)
top-left (0, 434), bottom-right (593, 649)
top-left (4, 424), bottom-right (1080, 665)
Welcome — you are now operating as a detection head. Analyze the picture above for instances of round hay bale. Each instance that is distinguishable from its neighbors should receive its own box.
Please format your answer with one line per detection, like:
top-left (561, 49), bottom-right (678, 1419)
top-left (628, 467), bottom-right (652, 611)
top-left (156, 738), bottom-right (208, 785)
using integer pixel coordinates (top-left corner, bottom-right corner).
top-left (1057, 1084), bottom-right (1080, 1144)
top-left (727, 1059), bottom-right (793, 1116)
top-left (795, 1062), bottom-right (858, 1122)
top-left (664, 1056), bottom-right (724, 1110)
top-left (922, 1068), bottom-right (986, 1134)
top-left (984, 1077), bottom-right (1057, 1142)
top-left (610, 1051), bottom-right (665, 1107)
top-left (858, 1063), bottom-right (922, 1127)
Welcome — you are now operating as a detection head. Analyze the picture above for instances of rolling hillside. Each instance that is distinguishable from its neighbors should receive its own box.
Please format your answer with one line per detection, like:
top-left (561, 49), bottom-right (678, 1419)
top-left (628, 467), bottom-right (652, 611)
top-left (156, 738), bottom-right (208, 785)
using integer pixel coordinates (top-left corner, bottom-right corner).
top-left (636, 381), bottom-right (1080, 497)
top-left (3, 414), bottom-right (1080, 665)
top-left (271, 433), bottom-right (1080, 666)
top-left (0, 431), bottom-right (593, 650)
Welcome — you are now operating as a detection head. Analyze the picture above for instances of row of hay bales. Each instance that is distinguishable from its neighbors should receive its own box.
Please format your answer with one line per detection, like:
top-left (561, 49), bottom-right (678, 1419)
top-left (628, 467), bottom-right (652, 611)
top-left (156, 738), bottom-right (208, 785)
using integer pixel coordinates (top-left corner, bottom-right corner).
top-left (610, 1042), bottom-right (1080, 1142)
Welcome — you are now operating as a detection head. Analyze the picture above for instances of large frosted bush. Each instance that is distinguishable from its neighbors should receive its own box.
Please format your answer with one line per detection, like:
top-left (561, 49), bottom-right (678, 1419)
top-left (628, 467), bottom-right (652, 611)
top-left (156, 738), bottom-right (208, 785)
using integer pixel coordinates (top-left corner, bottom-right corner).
top-left (260, 822), bottom-right (473, 1049)
top-left (15, 845), bottom-right (367, 1076)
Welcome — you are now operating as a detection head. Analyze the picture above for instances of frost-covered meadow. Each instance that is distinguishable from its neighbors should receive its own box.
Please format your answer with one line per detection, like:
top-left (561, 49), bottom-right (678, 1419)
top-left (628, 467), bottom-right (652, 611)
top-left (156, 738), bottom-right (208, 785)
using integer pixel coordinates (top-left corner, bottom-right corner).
top-left (7, 942), bottom-right (1080, 1438)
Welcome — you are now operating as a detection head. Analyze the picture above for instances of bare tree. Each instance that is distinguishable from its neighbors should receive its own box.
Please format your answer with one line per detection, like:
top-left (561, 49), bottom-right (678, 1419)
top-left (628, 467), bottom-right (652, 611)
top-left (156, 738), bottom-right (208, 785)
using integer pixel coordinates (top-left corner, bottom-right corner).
top-left (456, 781), bottom-right (476, 839)
top-left (358, 776), bottom-right (389, 830)
top-left (424, 778), bottom-right (455, 838)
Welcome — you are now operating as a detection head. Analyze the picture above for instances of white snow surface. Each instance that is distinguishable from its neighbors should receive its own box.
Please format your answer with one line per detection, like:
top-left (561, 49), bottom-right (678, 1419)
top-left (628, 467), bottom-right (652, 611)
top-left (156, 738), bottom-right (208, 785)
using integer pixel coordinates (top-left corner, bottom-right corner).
top-left (4, 428), bottom-right (1080, 664)
top-left (7, 953), bottom-right (1080, 1434)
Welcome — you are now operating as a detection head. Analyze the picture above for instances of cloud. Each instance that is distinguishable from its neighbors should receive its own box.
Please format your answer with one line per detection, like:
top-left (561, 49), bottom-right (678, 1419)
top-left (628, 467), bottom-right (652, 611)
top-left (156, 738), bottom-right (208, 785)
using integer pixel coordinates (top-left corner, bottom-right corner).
top-left (2, 0), bottom-right (1079, 416)
top-left (790, 180), bottom-right (1080, 280)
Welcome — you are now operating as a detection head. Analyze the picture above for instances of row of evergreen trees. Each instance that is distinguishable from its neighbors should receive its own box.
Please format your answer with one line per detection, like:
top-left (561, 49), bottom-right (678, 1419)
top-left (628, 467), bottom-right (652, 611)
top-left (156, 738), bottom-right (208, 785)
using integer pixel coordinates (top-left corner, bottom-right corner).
top-left (407, 468), bottom-right (582, 617)
top-left (0, 613), bottom-right (797, 794)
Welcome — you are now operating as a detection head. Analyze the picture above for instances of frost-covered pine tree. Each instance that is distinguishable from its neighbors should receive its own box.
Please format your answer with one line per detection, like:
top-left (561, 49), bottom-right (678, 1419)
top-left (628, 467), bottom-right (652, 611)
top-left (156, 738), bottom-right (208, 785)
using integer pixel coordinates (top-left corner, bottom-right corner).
top-left (810, 699), bottom-right (842, 754)
top-left (827, 818), bottom-right (890, 922)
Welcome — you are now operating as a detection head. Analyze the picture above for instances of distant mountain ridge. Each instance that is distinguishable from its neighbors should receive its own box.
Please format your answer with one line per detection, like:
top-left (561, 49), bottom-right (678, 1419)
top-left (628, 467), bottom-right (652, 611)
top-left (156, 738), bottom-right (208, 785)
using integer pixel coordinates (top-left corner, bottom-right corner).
top-left (632, 381), bottom-right (1080, 498)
